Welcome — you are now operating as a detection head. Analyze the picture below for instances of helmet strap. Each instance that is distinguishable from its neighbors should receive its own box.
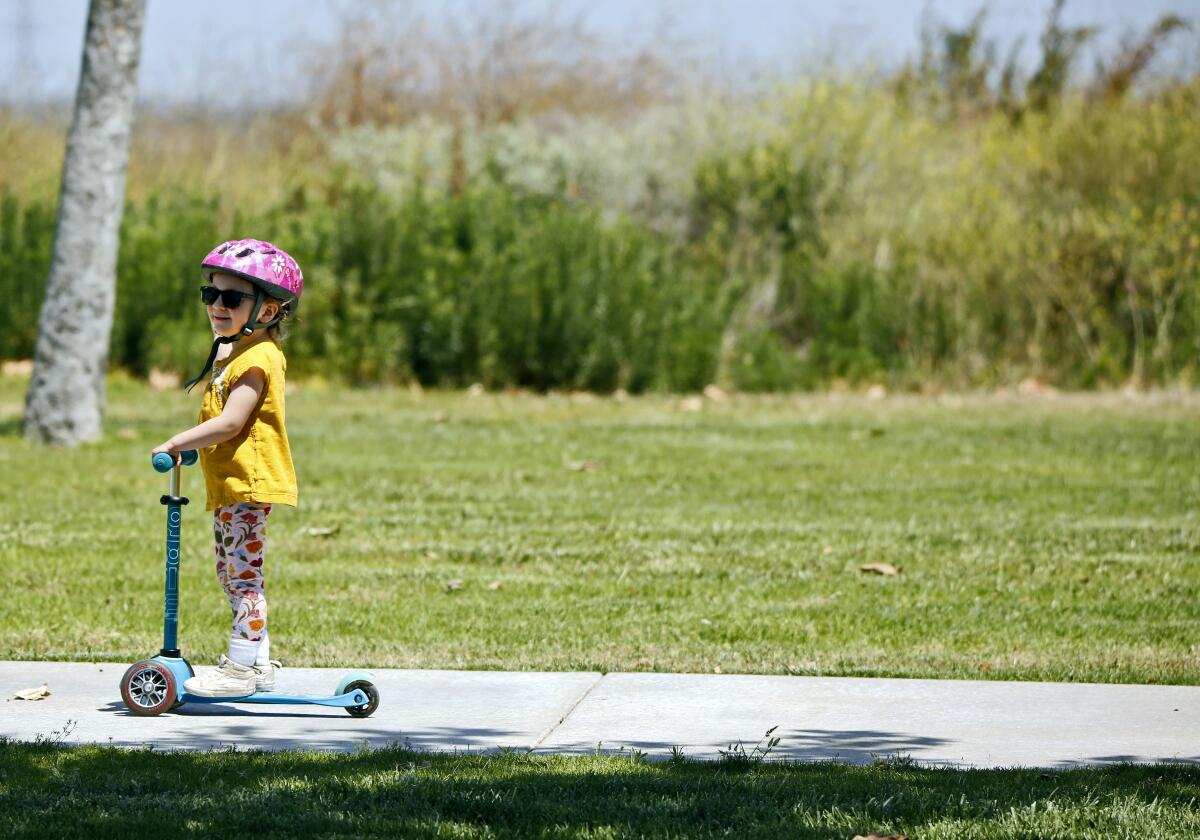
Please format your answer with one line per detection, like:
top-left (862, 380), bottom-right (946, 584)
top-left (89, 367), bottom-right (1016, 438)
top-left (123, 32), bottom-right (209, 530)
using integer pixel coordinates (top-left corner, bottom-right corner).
top-left (183, 334), bottom-right (241, 392)
top-left (243, 290), bottom-right (286, 333)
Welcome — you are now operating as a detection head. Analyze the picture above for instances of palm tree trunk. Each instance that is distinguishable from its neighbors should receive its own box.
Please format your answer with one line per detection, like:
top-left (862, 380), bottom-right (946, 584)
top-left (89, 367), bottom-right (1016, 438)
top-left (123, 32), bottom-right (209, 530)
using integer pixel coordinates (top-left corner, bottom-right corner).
top-left (23, 0), bottom-right (146, 445)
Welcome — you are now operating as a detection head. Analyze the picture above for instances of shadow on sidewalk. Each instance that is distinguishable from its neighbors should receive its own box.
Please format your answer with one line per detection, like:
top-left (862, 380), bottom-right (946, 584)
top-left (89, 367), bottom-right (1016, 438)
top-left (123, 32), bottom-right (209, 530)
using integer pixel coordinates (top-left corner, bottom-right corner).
top-left (547, 727), bottom-right (954, 762)
top-left (92, 699), bottom-right (1200, 767)
top-left (99, 700), bottom-right (530, 752)
top-left (773, 727), bottom-right (954, 763)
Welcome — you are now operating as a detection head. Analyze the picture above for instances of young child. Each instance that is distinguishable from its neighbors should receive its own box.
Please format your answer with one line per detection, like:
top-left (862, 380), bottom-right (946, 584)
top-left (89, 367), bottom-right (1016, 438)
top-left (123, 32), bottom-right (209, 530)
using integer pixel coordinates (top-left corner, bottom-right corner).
top-left (151, 239), bottom-right (302, 697)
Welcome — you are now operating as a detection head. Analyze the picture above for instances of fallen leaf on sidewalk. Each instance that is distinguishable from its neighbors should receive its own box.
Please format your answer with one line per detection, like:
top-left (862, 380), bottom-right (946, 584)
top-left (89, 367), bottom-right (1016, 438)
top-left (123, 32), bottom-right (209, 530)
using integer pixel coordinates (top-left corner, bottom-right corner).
top-left (859, 563), bottom-right (900, 576)
top-left (7, 683), bottom-right (50, 701)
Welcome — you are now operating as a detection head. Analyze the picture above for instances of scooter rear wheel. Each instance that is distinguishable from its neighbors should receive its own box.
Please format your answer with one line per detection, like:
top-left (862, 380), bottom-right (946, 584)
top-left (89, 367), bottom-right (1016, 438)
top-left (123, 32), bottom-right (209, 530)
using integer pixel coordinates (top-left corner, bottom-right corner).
top-left (343, 680), bottom-right (379, 718)
top-left (120, 660), bottom-right (177, 716)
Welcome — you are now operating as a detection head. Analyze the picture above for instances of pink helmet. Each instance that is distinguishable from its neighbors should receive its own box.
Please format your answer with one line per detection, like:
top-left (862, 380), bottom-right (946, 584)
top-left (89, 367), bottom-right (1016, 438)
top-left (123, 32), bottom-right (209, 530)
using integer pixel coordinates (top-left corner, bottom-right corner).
top-left (201, 238), bottom-right (303, 306)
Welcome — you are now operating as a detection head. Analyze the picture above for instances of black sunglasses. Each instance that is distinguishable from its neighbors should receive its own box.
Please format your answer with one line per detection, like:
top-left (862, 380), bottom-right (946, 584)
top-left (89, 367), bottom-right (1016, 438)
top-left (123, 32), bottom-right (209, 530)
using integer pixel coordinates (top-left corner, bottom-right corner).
top-left (200, 285), bottom-right (258, 308)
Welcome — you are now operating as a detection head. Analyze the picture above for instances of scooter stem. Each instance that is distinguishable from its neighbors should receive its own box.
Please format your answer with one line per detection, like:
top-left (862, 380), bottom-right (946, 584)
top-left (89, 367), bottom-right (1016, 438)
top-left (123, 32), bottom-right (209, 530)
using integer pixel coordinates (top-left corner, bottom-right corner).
top-left (152, 451), bottom-right (197, 658)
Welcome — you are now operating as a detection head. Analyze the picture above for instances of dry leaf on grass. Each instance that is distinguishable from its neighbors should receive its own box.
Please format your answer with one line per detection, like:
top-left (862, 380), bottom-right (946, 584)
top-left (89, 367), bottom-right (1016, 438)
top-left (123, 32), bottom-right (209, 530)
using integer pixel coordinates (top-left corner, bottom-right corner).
top-left (566, 460), bottom-right (598, 472)
top-left (853, 834), bottom-right (909, 840)
top-left (7, 683), bottom-right (50, 701)
top-left (445, 578), bottom-right (464, 592)
top-left (859, 563), bottom-right (900, 576)
top-left (303, 526), bottom-right (340, 537)
top-left (487, 581), bottom-right (502, 590)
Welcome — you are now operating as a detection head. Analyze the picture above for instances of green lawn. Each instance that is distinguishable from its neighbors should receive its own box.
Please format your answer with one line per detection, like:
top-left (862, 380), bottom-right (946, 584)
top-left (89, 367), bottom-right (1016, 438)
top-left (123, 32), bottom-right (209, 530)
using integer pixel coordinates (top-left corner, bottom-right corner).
top-left (2, 741), bottom-right (1199, 839)
top-left (0, 375), bottom-right (1197, 684)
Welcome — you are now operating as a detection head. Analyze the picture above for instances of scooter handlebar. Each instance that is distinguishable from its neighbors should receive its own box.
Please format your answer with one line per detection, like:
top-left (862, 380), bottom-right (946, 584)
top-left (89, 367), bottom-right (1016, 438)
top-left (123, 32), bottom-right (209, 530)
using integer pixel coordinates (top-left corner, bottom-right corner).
top-left (152, 450), bottom-right (199, 473)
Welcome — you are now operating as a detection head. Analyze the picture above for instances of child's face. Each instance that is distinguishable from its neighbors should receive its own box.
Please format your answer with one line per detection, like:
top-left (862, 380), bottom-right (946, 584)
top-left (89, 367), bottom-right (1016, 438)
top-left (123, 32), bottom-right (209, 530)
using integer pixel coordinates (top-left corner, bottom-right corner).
top-left (206, 273), bottom-right (257, 337)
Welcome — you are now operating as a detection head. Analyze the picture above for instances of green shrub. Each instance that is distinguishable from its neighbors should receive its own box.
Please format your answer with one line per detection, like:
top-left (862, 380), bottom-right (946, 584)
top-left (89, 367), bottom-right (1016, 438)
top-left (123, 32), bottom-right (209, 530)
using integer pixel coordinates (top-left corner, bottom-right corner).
top-left (2, 76), bottom-right (1199, 392)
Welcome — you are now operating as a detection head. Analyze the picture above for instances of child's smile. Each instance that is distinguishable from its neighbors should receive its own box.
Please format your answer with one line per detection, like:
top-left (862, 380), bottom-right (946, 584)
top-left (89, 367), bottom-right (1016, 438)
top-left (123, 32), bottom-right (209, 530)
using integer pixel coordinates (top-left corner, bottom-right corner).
top-left (208, 307), bottom-right (245, 337)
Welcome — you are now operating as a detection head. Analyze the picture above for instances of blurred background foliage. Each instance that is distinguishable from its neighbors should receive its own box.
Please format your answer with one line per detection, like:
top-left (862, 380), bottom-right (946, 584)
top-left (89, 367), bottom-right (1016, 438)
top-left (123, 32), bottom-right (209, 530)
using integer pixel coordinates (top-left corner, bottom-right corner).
top-left (1, 1), bottom-right (1197, 391)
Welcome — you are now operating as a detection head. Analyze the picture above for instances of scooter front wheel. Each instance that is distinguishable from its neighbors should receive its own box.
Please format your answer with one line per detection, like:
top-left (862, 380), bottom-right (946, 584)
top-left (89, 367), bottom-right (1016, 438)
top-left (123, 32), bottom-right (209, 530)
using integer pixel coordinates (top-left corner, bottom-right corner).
top-left (343, 680), bottom-right (380, 718)
top-left (120, 660), bottom-right (177, 716)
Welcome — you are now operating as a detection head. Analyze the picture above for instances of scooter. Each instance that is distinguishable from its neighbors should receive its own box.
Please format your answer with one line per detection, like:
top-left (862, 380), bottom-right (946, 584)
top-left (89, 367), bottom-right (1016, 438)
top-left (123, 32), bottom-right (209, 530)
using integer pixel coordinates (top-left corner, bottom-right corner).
top-left (119, 450), bottom-right (379, 718)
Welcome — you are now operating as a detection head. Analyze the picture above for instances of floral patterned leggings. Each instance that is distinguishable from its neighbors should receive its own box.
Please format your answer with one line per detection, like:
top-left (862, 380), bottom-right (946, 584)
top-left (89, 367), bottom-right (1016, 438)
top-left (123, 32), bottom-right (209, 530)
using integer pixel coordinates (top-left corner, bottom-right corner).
top-left (213, 503), bottom-right (271, 643)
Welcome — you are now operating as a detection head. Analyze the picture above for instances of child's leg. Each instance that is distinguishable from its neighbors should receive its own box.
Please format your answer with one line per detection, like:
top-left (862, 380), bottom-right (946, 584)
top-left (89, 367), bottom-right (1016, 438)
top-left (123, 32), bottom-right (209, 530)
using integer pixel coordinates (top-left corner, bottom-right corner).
top-left (213, 503), bottom-right (272, 667)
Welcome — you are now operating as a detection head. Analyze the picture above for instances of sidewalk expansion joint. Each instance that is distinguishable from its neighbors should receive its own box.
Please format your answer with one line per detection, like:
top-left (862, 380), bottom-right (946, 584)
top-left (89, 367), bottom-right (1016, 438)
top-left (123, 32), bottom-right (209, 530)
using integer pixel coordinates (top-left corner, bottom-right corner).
top-left (528, 672), bottom-right (606, 752)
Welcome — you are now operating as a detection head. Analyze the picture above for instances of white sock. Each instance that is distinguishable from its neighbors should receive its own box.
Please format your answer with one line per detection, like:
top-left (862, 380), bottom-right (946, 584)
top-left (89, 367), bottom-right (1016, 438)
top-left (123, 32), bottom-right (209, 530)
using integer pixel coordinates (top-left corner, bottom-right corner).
top-left (227, 637), bottom-right (261, 667)
top-left (256, 631), bottom-right (271, 666)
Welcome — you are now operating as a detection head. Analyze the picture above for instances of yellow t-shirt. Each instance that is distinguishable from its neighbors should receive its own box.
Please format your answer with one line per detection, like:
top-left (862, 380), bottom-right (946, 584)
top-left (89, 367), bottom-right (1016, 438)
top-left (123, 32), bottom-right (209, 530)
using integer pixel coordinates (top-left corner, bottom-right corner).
top-left (198, 338), bottom-right (298, 511)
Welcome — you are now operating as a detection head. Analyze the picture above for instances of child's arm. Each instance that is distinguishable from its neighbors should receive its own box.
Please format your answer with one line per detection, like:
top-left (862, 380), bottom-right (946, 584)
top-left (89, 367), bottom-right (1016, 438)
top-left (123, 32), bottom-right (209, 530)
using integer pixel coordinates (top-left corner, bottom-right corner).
top-left (151, 368), bottom-right (267, 458)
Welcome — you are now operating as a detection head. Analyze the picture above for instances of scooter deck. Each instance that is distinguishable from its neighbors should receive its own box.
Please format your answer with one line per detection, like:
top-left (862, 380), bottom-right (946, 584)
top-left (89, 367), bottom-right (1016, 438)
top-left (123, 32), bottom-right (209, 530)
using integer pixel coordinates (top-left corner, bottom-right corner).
top-left (179, 690), bottom-right (369, 708)
top-left (149, 656), bottom-right (375, 710)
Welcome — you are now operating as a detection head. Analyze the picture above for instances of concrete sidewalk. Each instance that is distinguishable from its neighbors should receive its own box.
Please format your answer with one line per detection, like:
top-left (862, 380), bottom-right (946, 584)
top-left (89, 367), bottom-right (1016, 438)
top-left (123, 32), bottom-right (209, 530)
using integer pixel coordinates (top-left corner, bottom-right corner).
top-left (2, 661), bottom-right (1198, 768)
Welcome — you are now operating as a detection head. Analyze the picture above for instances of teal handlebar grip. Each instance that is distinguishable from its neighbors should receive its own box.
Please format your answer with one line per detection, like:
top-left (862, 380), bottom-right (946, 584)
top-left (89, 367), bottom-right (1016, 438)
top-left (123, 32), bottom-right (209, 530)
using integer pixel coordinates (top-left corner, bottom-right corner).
top-left (152, 450), bottom-right (199, 473)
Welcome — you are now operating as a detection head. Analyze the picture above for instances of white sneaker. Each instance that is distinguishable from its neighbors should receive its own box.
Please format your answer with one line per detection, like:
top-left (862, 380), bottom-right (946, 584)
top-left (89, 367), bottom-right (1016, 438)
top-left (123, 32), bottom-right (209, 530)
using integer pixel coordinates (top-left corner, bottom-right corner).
top-left (255, 660), bottom-right (283, 692)
top-left (183, 655), bottom-right (261, 698)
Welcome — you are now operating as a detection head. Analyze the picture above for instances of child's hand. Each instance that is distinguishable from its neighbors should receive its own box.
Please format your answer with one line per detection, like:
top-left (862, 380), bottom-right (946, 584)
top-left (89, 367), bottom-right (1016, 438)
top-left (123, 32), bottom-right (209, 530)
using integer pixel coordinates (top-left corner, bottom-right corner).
top-left (151, 440), bottom-right (181, 465)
